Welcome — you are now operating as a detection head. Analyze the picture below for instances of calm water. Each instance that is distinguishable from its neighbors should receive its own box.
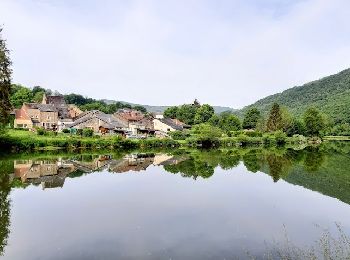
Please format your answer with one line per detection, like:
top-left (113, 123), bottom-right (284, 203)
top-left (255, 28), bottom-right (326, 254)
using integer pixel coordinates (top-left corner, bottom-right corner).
top-left (0, 143), bottom-right (350, 259)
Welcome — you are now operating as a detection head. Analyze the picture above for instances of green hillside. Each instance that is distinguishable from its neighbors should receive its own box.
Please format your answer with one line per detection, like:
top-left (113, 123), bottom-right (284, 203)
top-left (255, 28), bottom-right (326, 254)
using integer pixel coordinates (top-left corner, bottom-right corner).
top-left (240, 68), bottom-right (350, 124)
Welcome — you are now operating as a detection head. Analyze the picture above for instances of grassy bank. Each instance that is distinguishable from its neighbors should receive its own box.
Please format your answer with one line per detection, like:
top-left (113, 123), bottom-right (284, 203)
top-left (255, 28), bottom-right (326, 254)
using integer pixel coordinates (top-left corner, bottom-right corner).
top-left (0, 129), bottom-right (327, 152)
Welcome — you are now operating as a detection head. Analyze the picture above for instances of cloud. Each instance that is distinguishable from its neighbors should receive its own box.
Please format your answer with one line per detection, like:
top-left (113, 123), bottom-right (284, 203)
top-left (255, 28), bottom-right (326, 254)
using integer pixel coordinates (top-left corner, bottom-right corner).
top-left (1, 0), bottom-right (349, 108)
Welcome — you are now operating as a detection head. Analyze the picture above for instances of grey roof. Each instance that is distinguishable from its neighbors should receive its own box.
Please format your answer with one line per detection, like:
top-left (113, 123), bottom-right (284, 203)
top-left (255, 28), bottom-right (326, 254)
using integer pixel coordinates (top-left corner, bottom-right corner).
top-left (25, 103), bottom-right (57, 112)
top-left (70, 111), bottom-right (128, 129)
top-left (158, 118), bottom-right (184, 131)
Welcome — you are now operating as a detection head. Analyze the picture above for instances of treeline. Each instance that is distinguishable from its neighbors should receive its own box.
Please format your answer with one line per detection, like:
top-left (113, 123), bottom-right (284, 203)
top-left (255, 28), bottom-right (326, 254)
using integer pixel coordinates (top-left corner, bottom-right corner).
top-left (166, 101), bottom-right (350, 142)
top-left (9, 85), bottom-right (147, 114)
top-left (239, 68), bottom-right (350, 125)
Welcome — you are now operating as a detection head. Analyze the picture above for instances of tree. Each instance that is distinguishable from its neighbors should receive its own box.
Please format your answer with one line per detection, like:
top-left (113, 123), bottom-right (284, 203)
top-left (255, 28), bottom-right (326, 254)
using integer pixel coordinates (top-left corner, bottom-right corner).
top-left (303, 107), bottom-right (325, 136)
top-left (0, 28), bottom-right (12, 133)
top-left (133, 105), bottom-right (147, 113)
top-left (32, 91), bottom-right (45, 103)
top-left (10, 85), bottom-right (33, 108)
top-left (208, 114), bottom-right (220, 126)
top-left (218, 113), bottom-right (241, 132)
top-left (266, 103), bottom-right (283, 132)
top-left (242, 108), bottom-right (261, 129)
top-left (163, 106), bottom-right (178, 118)
top-left (285, 117), bottom-right (304, 136)
top-left (176, 104), bottom-right (197, 125)
top-left (194, 104), bottom-right (214, 124)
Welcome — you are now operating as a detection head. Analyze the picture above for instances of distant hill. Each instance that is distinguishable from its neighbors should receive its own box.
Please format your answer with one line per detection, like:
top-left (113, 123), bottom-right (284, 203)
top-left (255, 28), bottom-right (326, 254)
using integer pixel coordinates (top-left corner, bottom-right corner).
top-left (102, 99), bottom-right (236, 114)
top-left (238, 68), bottom-right (350, 124)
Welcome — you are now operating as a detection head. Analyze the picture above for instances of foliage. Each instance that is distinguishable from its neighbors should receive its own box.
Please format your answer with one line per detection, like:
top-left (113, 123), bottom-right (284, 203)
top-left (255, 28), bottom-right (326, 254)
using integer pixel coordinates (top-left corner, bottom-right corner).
top-left (163, 106), bottom-right (178, 118)
top-left (194, 104), bottom-right (214, 124)
top-left (82, 128), bottom-right (94, 137)
top-left (36, 127), bottom-right (46, 136)
top-left (242, 108), bottom-right (261, 129)
top-left (0, 28), bottom-right (12, 134)
top-left (169, 130), bottom-right (190, 140)
top-left (62, 128), bottom-right (70, 134)
top-left (274, 130), bottom-right (287, 145)
top-left (303, 107), bottom-right (326, 137)
top-left (218, 112), bottom-right (241, 132)
top-left (176, 104), bottom-right (197, 125)
top-left (266, 103), bottom-right (283, 132)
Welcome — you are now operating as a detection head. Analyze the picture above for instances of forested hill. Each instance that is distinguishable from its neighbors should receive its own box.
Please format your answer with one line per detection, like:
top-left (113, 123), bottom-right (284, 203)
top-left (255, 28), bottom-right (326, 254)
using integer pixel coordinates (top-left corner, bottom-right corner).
top-left (239, 68), bottom-right (350, 124)
top-left (102, 99), bottom-right (235, 114)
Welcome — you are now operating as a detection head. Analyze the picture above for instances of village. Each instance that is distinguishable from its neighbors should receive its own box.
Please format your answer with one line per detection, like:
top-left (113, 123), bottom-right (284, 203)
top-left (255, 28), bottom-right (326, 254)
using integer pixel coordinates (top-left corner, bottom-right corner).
top-left (12, 94), bottom-right (190, 138)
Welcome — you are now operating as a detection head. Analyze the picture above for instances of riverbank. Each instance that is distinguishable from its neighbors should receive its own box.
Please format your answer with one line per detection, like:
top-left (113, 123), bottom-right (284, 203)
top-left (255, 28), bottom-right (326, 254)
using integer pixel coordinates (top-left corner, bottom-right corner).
top-left (0, 129), bottom-right (333, 152)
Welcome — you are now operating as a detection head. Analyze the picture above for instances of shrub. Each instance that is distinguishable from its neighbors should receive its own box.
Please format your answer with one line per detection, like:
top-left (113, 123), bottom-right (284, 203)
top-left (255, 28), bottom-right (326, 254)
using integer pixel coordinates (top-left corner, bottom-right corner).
top-left (274, 130), bottom-right (287, 145)
top-left (36, 127), bottom-right (46, 136)
top-left (82, 128), bottom-right (94, 137)
top-left (244, 130), bottom-right (263, 137)
top-left (62, 128), bottom-right (70, 134)
top-left (169, 130), bottom-right (190, 140)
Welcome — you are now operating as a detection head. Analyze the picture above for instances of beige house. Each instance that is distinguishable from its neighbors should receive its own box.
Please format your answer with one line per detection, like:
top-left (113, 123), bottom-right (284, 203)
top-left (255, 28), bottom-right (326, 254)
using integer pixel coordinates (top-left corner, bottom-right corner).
top-left (14, 103), bottom-right (58, 130)
top-left (153, 118), bottom-right (189, 133)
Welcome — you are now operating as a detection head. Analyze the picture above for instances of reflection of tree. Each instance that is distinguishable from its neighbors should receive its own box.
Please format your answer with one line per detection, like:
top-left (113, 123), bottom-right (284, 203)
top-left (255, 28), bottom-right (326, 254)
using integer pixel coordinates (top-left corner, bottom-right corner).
top-left (163, 158), bottom-right (214, 180)
top-left (303, 148), bottom-right (325, 173)
top-left (266, 154), bottom-right (291, 182)
top-left (242, 150), bottom-right (262, 173)
top-left (219, 154), bottom-right (240, 170)
top-left (0, 161), bottom-right (12, 256)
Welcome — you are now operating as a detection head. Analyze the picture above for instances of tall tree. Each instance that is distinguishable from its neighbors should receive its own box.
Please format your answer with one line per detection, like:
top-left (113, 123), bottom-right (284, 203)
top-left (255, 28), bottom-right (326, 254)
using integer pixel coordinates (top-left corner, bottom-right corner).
top-left (218, 113), bottom-right (241, 132)
top-left (242, 108), bottom-right (261, 129)
top-left (266, 103), bottom-right (283, 132)
top-left (0, 28), bottom-right (12, 133)
top-left (163, 106), bottom-right (178, 119)
top-left (303, 107), bottom-right (325, 136)
top-left (194, 104), bottom-right (214, 124)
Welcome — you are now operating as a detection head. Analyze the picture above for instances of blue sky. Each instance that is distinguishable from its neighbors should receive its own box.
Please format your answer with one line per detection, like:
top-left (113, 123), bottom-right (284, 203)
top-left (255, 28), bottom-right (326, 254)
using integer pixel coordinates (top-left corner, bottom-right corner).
top-left (1, 0), bottom-right (350, 108)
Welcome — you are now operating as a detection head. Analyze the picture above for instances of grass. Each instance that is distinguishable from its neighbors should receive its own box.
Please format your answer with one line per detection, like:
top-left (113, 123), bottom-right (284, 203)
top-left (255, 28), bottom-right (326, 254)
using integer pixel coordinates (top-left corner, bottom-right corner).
top-left (324, 136), bottom-right (350, 141)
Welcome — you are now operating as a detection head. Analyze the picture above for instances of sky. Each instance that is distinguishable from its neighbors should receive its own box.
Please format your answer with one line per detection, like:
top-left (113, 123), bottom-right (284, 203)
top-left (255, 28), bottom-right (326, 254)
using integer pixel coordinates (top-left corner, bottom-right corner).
top-left (1, 0), bottom-right (350, 108)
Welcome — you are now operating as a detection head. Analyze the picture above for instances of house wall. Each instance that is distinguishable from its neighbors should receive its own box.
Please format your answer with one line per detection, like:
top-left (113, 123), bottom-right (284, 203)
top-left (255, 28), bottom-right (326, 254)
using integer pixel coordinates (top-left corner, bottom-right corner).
top-left (39, 111), bottom-right (58, 129)
top-left (153, 119), bottom-right (176, 132)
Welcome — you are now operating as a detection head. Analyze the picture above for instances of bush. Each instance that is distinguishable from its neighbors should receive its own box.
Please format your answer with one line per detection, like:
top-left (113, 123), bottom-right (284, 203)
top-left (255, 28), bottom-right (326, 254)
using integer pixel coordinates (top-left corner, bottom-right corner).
top-left (263, 134), bottom-right (275, 146)
top-left (36, 127), bottom-right (46, 136)
top-left (62, 128), bottom-right (70, 134)
top-left (169, 130), bottom-right (190, 140)
top-left (76, 129), bottom-right (83, 136)
top-left (82, 128), bottom-right (94, 137)
top-left (244, 130), bottom-right (263, 137)
top-left (274, 130), bottom-right (287, 145)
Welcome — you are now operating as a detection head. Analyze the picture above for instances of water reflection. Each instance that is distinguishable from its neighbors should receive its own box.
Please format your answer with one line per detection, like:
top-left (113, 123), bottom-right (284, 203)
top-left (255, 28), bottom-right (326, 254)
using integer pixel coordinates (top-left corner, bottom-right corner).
top-left (0, 143), bottom-right (350, 258)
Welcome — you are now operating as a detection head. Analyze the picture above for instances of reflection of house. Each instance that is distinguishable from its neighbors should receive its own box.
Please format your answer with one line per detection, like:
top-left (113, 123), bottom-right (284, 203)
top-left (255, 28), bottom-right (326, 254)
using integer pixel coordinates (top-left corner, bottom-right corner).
top-left (14, 159), bottom-right (75, 189)
top-left (109, 154), bottom-right (155, 173)
top-left (153, 118), bottom-right (190, 133)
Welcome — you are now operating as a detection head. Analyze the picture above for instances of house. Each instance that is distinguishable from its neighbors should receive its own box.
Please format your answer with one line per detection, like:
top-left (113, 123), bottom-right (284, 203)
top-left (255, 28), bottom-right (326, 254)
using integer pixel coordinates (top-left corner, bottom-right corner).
top-left (114, 108), bottom-right (154, 136)
top-left (42, 94), bottom-right (77, 130)
top-left (13, 94), bottom-right (81, 131)
top-left (153, 118), bottom-right (190, 133)
top-left (14, 103), bottom-right (58, 130)
top-left (69, 110), bottom-right (128, 134)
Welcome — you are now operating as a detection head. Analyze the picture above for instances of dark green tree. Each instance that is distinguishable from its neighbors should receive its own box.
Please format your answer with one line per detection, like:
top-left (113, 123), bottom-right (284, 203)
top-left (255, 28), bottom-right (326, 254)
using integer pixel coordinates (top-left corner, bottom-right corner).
top-left (303, 107), bottom-right (326, 136)
top-left (194, 104), bottom-right (214, 124)
top-left (163, 106), bottom-right (178, 118)
top-left (242, 108), bottom-right (261, 129)
top-left (266, 103), bottom-right (283, 132)
top-left (218, 112), bottom-right (241, 132)
top-left (0, 28), bottom-right (12, 133)
top-left (176, 104), bottom-right (197, 125)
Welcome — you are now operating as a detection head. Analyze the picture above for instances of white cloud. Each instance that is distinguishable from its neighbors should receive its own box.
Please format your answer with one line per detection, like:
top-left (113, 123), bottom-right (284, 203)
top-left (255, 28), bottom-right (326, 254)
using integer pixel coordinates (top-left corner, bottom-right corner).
top-left (1, 0), bottom-right (349, 108)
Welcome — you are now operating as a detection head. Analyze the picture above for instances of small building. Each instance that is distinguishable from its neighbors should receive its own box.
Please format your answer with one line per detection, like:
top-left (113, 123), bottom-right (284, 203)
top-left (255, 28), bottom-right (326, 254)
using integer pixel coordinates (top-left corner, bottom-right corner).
top-left (69, 110), bottom-right (128, 134)
top-left (14, 103), bottom-right (58, 130)
top-left (153, 118), bottom-right (189, 133)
